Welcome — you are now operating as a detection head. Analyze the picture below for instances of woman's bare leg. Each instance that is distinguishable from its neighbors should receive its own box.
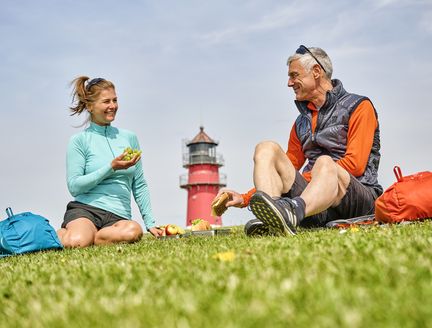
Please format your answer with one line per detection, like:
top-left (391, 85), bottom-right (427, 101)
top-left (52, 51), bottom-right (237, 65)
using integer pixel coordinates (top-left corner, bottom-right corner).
top-left (57, 218), bottom-right (97, 248)
top-left (94, 220), bottom-right (143, 246)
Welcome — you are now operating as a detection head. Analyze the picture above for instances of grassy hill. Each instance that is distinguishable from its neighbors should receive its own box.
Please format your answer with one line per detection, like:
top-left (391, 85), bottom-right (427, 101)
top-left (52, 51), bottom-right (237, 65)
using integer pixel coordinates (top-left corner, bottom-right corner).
top-left (1, 222), bottom-right (431, 328)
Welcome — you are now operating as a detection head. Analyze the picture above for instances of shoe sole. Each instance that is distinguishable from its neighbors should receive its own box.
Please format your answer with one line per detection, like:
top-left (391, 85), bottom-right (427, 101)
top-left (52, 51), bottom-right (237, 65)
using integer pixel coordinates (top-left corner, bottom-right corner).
top-left (244, 219), bottom-right (270, 237)
top-left (250, 192), bottom-right (297, 235)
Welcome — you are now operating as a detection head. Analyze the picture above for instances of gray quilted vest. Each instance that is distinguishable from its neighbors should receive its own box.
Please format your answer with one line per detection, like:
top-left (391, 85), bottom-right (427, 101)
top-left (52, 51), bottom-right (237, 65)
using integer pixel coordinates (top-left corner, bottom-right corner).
top-left (294, 79), bottom-right (383, 195)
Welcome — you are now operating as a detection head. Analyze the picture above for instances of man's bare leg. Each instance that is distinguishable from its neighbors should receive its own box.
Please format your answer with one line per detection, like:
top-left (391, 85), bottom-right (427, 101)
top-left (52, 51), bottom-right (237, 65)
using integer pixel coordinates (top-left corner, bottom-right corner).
top-left (253, 141), bottom-right (297, 197)
top-left (300, 155), bottom-right (351, 217)
top-left (94, 220), bottom-right (143, 246)
top-left (248, 141), bottom-right (304, 234)
top-left (253, 142), bottom-right (350, 217)
top-left (249, 142), bottom-right (352, 236)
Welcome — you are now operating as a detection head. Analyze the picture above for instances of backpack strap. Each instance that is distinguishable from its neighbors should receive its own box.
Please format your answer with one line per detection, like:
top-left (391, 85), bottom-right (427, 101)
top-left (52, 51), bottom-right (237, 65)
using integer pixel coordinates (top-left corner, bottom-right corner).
top-left (393, 166), bottom-right (403, 182)
top-left (5, 207), bottom-right (14, 218)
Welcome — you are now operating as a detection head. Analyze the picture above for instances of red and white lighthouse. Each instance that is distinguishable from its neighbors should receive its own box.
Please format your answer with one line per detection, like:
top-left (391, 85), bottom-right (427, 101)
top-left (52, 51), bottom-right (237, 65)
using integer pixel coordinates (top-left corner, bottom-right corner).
top-left (180, 126), bottom-right (226, 227)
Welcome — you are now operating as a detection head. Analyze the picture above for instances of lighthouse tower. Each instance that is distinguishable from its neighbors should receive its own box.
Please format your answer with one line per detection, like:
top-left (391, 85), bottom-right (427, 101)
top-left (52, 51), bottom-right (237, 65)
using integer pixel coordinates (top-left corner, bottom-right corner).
top-left (180, 126), bottom-right (226, 227)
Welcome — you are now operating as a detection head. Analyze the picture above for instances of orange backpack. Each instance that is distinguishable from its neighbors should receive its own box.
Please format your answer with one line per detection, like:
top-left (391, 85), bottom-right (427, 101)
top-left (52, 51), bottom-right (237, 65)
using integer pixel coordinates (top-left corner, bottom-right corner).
top-left (375, 166), bottom-right (432, 223)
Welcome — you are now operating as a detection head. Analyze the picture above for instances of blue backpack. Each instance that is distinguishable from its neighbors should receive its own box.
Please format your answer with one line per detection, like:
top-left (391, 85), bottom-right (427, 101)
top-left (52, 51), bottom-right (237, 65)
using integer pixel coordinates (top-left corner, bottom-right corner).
top-left (0, 207), bottom-right (63, 258)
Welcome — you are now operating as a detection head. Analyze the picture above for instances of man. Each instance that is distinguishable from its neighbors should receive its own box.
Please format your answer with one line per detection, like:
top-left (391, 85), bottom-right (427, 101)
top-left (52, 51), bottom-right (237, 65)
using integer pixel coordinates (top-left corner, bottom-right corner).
top-left (218, 45), bottom-right (382, 236)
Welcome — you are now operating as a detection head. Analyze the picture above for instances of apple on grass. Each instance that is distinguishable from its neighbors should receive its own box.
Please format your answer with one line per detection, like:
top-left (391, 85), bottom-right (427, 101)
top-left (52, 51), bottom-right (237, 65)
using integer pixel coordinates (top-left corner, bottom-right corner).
top-left (165, 224), bottom-right (180, 236)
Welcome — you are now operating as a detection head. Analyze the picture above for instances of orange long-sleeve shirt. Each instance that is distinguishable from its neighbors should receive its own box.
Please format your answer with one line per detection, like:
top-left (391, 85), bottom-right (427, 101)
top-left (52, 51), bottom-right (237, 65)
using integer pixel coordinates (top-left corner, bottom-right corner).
top-left (241, 99), bottom-right (378, 206)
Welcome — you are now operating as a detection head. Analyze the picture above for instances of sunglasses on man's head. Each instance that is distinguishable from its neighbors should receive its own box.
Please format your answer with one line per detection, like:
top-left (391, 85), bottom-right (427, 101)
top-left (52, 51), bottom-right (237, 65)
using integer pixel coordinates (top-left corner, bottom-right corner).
top-left (296, 45), bottom-right (327, 73)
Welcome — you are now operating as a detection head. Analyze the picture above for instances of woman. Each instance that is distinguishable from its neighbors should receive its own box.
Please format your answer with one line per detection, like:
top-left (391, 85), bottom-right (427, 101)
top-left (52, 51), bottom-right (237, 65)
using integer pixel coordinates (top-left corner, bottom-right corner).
top-left (57, 76), bottom-right (163, 248)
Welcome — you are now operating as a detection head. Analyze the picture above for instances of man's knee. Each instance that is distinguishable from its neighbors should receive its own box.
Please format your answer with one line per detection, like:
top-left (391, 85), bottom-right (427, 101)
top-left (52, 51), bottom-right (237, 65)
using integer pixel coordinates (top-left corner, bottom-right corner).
top-left (314, 155), bottom-right (334, 167)
top-left (254, 141), bottom-right (282, 162)
top-left (313, 156), bottom-right (349, 181)
top-left (312, 155), bottom-right (337, 174)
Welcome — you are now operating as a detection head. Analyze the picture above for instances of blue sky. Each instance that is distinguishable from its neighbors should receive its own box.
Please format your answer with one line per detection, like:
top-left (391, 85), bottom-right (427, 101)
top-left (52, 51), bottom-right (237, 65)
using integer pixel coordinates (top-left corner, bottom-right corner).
top-left (1, 0), bottom-right (431, 229)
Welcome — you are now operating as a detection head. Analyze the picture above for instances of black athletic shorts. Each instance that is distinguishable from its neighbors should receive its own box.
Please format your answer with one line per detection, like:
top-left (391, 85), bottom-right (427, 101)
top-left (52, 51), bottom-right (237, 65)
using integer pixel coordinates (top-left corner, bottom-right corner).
top-left (283, 171), bottom-right (379, 228)
top-left (62, 201), bottom-right (127, 229)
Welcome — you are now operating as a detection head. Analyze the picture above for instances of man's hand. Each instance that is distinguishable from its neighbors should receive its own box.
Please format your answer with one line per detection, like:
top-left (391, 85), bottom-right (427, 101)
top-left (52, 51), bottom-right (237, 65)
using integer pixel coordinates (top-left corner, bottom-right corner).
top-left (111, 151), bottom-right (141, 171)
top-left (214, 189), bottom-right (245, 209)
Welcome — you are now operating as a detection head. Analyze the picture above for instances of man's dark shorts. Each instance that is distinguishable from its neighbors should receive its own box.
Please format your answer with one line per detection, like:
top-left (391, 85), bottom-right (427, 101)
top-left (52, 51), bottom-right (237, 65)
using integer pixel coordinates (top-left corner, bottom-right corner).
top-left (283, 171), bottom-right (380, 228)
top-left (62, 201), bottom-right (127, 229)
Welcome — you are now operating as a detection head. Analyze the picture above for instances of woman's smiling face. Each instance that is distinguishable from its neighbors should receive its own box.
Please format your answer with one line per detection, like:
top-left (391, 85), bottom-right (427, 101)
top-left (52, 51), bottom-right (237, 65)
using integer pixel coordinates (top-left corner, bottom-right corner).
top-left (88, 88), bottom-right (118, 126)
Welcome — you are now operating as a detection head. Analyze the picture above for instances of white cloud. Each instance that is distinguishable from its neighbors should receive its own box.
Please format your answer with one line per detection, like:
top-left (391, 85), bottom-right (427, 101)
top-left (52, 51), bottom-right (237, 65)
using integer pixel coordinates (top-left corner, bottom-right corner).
top-left (373, 0), bottom-right (432, 9)
top-left (373, 0), bottom-right (401, 9)
top-left (328, 45), bottom-right (374, 58)
top-left (198, 3), bottom-right (307, 45)
top-left (419, 11), bottom-right (432, 34)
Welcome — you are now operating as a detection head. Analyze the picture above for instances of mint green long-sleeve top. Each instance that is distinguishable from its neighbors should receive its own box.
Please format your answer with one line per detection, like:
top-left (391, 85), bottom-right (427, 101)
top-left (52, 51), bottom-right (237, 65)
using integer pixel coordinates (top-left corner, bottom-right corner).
top-left (66, 122), bottom-right (156, 230)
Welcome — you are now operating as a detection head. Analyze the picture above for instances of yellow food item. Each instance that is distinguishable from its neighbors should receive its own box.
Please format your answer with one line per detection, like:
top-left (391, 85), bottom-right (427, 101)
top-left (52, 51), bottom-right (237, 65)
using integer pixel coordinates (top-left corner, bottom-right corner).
top-left (212, 251), bottom-right (236, 262)
top-left (122, 147), bottom-right (142, 161)
top-left (211, 192), bottom-right (231, 216)
top-left (191, 219), bottom-right (211, 231)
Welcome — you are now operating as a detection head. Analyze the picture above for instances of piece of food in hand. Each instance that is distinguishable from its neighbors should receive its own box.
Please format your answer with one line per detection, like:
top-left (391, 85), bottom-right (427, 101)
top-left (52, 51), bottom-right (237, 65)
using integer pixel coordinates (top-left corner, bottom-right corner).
top-left (164, 224), bottom-right (185, 236)
top-left (122, 147), bottom-right (142, 161)
top-left (211, 192), bottom-right (231, 216)
top-left (191, 219), bottom-right (211, 231)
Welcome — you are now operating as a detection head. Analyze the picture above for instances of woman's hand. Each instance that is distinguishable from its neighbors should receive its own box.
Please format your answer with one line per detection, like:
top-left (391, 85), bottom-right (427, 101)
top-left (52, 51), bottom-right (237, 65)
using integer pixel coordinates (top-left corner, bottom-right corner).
top-left (111, 151), bottom-right (141, 171)
top-left (214, 189), bottom-right (245, 208)
top-left (148, 227), bottom-right (164, 237)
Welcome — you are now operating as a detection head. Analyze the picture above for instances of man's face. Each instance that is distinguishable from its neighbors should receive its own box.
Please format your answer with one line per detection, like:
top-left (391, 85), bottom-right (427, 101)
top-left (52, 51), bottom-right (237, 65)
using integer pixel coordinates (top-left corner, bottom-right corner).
top-left (287, 59), bottom-right (317, 101)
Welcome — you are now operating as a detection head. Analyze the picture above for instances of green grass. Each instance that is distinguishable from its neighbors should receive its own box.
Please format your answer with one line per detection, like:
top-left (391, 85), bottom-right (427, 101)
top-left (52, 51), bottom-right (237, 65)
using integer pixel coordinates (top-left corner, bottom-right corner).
top-left (1, 222), bottom-right (432, 328)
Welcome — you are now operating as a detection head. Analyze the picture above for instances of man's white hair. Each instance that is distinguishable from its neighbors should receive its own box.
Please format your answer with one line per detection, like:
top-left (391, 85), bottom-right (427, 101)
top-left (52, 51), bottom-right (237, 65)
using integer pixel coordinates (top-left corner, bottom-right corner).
top-left (287, 47), bottom-right (333, 80)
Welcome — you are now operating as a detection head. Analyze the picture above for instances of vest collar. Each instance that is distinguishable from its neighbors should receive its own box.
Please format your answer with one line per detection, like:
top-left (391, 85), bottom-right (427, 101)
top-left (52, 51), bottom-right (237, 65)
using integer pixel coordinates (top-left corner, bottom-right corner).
top-left (295, 79), bottom-right (346, 115)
